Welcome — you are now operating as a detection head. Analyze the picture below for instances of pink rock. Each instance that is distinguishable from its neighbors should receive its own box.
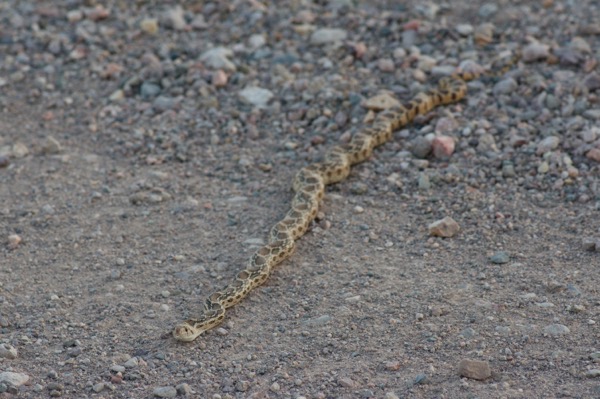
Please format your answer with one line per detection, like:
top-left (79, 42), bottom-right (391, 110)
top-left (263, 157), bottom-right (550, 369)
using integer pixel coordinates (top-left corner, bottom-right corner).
top-left (428, 216), bottom-right (460, 238)
top-left (212, 70), bottom-right (228, 88)
top-left (586, 148), bottom-right (600, 163)
top-left (432, 135), bottom-right (455, 159)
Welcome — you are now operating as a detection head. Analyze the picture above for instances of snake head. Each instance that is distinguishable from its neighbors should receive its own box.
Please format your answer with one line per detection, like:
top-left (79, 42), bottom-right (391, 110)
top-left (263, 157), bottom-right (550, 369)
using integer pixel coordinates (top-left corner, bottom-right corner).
top-left (173, 323), bottom-right (203, 342)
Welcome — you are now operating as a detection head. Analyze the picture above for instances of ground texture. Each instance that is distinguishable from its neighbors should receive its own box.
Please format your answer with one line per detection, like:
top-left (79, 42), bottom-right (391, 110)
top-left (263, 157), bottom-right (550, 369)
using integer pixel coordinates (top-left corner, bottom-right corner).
top-left (1, 0), bottom-right (599, 398)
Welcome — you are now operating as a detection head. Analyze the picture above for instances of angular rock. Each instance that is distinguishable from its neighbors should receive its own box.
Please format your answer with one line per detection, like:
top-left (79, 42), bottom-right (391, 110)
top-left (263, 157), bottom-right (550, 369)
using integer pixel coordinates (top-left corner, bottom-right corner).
top-left (457, 359), bottom-right (491, 380)
top-left (431, 136), bottom-right (455, 159)
top-left (0, 372), bottom-right (29, 387)
top-left (239, 87), bottom-right (274, 107)
top-left (428, 216), bottom-right (460, 238)
top-left (0, 343), bottom-right (17, 359)
top-left (200, 47), bottom-right (236, 71)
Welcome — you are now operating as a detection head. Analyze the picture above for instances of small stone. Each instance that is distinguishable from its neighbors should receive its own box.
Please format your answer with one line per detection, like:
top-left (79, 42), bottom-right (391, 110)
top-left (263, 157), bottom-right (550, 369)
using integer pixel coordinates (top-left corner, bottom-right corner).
top-left (418, 173), bottom-right (431, 191)
top-left (581, 127), bottom-right (598, 143)
top-left (42, 136), bottom-right (62, 154)
top-left (212, 70), bottom-right (228, 88)
top-left (582, 237), bottom-right (599, 252)
top-left (585, 369), bottom-right (600, 378)
top-left (428, 216), bottom-right (460, 238)
top-left (583, 73), bottom-right (600, 91)
top-left (153, 386), bottom-right (177, 398)
top-left (489, 251), bottom-right (510, 264)
top-left (162, 6), bottom-right (187, 30)
top-left (270, 382), bottom-right (280, 392)
top-left (109, 89), bottom-right (124, 101)
top-left (410, 136), bottom-right (432, 158)
top-left (378, 58), bottom-right (395, 72)
top-left (543, 324), bottom-right (570, 336)
top-left (140, 18), bottom-right (159, 34)
top-left (583, 109), bottom-right (600, 120)
top-left (111, 365), bottom-right (126, 373)
top-left (457, 359), bottom-right (492, 380)
top-left (12, 142), bottom-right (29, 158)
top-left (522, 43), bottom-right (551, 62)
top-left (493, 78), bottom-right (518, 95)
top-left (0, 372), bottom-right (29, 387)
top-left (0, 343), bottom-right (17, 359)
top-left (384, 393), bottom-right (400, 399)
top-left (176, 383), bottom-right (193, 395)
top-left (350, 182), bottom-right (368, 195)
top-left (200, 47), bottom-right (236, 71)
top-left (536, 136), bottom-right (560, 155)
top-left (586, 148), bottom-right (600, 163)
top-left (239, 87), bottom-right (274, 107)
top-left (431, 136), bottom-right (455, 159)
top-left (478, 3), bottom-right (498, 18)
top-left (384, 361), bottom-right (401, 371)
top-left (310, 28), bottom-right (347, 45)
top-left (124, 357), bottom-right (139, 368)
top-left (7, 234), bottom-right (21, 250)
top-left (0, 155), bottom-right (9, 168)
top-left (153, 96), bottom-right (178, 112)
top-left (140, 82), bottom-right (162, 99)
top-left (92, 383), bottom-right (105, 393)
top-left (337, 377), bottom-right (355, 388)
top-left (456, 24), bottom-right (473, 36)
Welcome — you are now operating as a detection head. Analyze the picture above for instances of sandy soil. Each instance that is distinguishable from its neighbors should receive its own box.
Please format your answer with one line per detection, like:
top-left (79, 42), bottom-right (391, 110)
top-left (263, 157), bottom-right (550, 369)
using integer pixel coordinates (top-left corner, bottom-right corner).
top-left (1, 1), bottom-right (599, 398)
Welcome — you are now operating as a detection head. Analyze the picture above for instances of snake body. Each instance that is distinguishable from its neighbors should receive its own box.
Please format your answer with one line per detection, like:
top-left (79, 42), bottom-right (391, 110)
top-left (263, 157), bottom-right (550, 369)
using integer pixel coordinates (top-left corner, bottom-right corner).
top-left (173, 56), bottom-right (517, 341)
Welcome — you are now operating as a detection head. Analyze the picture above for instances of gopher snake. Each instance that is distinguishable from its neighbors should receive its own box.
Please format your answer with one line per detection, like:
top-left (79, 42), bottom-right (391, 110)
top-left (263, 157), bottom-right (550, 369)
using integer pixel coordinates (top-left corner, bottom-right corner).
top-left (173, 53), bottom-right (519, 341)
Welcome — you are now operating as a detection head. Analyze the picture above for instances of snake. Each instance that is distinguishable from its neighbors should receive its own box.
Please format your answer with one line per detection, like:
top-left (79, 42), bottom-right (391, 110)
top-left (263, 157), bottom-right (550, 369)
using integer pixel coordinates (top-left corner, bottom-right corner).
top-left (173, 53), bottom-right (520, 341)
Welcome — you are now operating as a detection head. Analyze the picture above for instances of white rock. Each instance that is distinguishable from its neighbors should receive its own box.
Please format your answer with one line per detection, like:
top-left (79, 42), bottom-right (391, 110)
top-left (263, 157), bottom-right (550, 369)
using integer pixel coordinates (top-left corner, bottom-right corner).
top-left (238, 87), bottom-right (274, 107)
top-left (200, 47), bottom-right (236, 71)
top-left (0, 371), bottom-right (30, 386)
top-left (0, 343), bottom-right (18, 359)
top-left (310, 28), bottom-right (347, 44)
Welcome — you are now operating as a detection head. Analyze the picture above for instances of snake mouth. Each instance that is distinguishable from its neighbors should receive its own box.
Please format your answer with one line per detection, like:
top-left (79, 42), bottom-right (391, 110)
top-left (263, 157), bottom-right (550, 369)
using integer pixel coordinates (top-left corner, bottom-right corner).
top-left (173, 324), bottom-right (200, 342)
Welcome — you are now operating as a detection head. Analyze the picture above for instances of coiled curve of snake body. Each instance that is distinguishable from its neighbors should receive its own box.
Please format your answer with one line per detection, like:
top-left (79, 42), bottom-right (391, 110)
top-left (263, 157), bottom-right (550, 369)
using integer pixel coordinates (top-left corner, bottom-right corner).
top-left (173, 55), bottom-right (519, 341)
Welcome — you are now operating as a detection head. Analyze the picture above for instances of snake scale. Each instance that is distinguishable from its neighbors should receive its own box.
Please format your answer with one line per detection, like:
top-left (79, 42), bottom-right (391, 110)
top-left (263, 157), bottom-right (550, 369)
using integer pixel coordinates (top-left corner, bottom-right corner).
top-left (173, 53), bottom-right (519, 341)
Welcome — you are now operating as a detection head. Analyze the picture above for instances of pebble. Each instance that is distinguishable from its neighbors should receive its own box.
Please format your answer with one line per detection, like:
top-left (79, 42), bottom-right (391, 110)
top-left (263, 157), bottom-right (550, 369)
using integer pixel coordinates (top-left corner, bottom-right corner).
top-left (585, 369), bottom-right (600, 378)
top-left (162, 6), bottom-right (187, 30)
top-left (0, 343), bottom-right (18, 359)
top-left (586, 148), bottom-right (600, 163)
top-left (489, 251), bottom-right (509, 264)
top-left (0, 155), bottom-right (9, 168)
top-left (270, 382), bottom-right (280, 392)
top-left (0, 372), bottom-right (29, 387)
top-left (200, 47), bottom-right (236, 71)
top-left (7, 234), bottom-right (22, 250)
top-left (378, 58), bottom-right (395, 72)
top-left (385, 393), bottom-right (400, 399)
top-left (337, 377), bottom-right (355, 388)
top-left (140, 82), bottom-right (162, 99)
top-left (153, 96), bottom-right (179, 112)
top-left (310, 28), bottom-right (347, 45)
top-left (92, 382), bottom-right (105, 392)
top-left (238, 87), bottom-right (274, 107)
top-left (384, 361), bottom-right (401, 371)
top-left (428, 216), bottom-right (460, 238)
top-left (582, 237), bottom-right (599, 252)
top-left (431, 136), bottom-right (455, 159)
top-left (457, 359), bottom-right (492, 380)
top-left (536, 136), bottom-right (560, 155)
top-left (493, 78), bottom-right (518, 95)
top-left (176, 383), bottom-right (193, 395)
top-left (522, 43), bottom-right (551, 62)
top-left (543, 324), bottom-right (570, 336)
top-left (124, 357), bottom-right (139, 368)
top-left (153, 386), bottom-right (177, 398)
top-left (583, 109), bottom-right (600, 120)
top-left (11, 142), bottom-right (29, 158)
top-left (410, 136), bottom-right (432, 158)
top-left (456, 24), bottom-right (473, 36)
top-left (140, 18), bottom-right (159, 34)
top-left (111, 365), bottom-right (126, 373)
top-left (42, 136), bottom-right (62, 154)
top-left (212, 70), bottom-right (228, 88)
top-left (478, 3), bottom-right (498, 18)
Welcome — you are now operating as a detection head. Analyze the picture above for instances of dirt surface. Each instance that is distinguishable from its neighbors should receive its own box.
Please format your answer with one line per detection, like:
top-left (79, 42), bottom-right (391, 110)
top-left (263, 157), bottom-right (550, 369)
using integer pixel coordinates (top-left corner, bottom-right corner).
top-left (1, 1), bottom-right (600, 398)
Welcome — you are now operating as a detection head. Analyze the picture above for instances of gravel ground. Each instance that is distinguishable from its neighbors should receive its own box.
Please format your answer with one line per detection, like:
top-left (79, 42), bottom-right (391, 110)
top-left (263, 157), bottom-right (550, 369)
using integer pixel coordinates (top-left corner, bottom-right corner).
top-left (1, 1), bottom-right (599, 398)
